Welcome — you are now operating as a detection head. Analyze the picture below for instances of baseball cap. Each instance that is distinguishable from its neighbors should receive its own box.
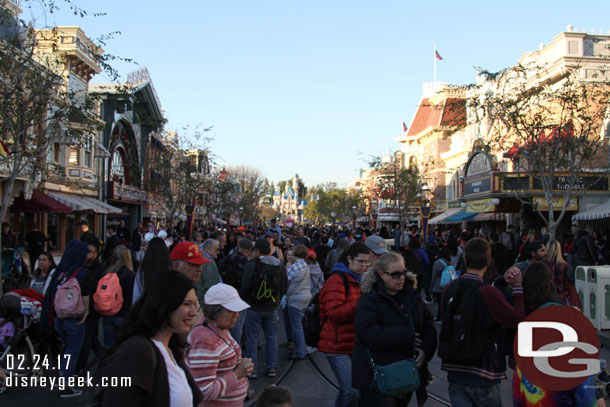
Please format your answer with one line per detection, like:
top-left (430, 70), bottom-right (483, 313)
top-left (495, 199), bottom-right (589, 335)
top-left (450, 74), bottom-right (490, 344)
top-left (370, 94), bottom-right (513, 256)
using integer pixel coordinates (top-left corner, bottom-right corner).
top-left (365, 235), bottom-right (389, 255)
top-left (204, 283), bottom-right (250, 312)
top-left (170, 242), bottom-right (210, 265)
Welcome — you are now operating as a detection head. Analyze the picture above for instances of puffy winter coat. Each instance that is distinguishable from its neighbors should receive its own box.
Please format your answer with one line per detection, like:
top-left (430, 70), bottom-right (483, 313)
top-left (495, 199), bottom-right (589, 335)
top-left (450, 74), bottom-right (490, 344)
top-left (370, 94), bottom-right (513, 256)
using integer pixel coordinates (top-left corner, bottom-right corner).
top-left (352, 271), bottom-right (437, 391)
top-left (318, 262), bottom-right (362, 354)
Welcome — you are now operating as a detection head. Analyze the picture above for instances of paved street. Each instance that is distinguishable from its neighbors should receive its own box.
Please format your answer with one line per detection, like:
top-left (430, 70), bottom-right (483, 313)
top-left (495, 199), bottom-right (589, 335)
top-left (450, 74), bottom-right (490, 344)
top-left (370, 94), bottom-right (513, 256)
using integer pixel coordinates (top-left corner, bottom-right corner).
top-left (3, 302), bottom-right (610, 406)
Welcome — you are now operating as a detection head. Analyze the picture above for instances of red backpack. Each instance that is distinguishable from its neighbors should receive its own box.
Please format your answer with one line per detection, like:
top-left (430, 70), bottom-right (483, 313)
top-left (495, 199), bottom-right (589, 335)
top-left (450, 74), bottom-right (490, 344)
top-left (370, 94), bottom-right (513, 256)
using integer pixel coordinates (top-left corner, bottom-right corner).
top-left (93, 272), bottom-right (123, 316)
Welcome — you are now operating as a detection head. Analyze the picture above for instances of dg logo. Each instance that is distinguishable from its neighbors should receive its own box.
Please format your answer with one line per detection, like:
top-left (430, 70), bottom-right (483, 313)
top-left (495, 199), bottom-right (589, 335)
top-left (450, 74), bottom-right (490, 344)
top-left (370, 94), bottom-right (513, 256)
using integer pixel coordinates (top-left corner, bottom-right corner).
top-left (514, 305), bottom-right (600, 391)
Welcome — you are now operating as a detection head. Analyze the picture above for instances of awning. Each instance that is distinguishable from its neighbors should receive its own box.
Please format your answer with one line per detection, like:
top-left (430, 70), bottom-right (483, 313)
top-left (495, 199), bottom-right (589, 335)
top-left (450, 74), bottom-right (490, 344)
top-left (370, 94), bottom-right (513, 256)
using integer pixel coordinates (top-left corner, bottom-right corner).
top-left (48, 192), bottom-right (122, 214)
top-left (444, 211), bottom-right (479, 223)
top-left (429, 208), bottom-right (463, 225)
top-left (12, 190), bottom-right (72, 213)
top-left (472, 212), bottom-right (506, 222)
top-left (572, 199), bottom-right (610, 221)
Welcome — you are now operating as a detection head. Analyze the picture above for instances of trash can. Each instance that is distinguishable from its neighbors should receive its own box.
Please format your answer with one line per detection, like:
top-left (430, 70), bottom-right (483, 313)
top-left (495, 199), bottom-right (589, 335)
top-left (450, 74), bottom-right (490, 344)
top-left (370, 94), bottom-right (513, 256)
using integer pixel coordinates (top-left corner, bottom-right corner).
top-left (586, 266), bottom-right (610, 330)
top-left (575, 266), bottom-right (588, 318)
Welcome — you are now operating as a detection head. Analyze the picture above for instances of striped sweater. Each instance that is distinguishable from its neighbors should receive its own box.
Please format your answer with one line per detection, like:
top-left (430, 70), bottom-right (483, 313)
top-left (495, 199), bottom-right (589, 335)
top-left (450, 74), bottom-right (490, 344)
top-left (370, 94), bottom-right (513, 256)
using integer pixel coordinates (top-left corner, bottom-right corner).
top-left (187, 321), bottom-right (249, 406)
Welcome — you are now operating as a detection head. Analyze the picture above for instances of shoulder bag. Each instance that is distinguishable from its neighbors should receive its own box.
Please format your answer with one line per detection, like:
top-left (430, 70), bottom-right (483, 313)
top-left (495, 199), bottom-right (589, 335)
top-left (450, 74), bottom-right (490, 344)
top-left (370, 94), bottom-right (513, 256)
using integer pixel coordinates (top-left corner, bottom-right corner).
top-left (366, 317), bottom-right (420, 396)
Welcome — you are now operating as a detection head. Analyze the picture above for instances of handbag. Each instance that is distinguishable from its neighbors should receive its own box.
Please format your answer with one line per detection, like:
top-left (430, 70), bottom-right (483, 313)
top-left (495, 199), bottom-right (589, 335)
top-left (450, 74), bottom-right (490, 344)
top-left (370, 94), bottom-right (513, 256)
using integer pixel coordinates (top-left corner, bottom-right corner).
top-left (366, 317), bottom-right (420, 396)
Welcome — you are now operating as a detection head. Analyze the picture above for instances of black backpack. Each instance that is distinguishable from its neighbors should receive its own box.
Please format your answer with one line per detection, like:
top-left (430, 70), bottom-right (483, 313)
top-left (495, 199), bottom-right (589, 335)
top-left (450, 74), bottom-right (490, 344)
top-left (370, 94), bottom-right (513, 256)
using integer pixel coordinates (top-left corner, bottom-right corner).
top-left (247, 259), bottom-right (283, 307)
top-left (219, 253), bottom-right (246, 290)
top-left (437, 278), bottom-right (487, 363)
top-left (302, 271), bottom-right (349, 347)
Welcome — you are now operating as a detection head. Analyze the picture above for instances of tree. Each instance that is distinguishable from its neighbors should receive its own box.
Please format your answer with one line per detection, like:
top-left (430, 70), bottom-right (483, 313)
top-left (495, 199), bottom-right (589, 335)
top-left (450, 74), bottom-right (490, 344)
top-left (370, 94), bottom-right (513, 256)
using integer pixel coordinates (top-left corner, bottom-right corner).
top-left (0, 1), bottom-right (126, 293)
top-left (370, 155), bottom-right (423, 245)
top-left (468, 62), bottom-right (610, 239)
top-left (225, 165), bottom-right (268, 222)
top-left (147, 126), bottom-right (212, 228)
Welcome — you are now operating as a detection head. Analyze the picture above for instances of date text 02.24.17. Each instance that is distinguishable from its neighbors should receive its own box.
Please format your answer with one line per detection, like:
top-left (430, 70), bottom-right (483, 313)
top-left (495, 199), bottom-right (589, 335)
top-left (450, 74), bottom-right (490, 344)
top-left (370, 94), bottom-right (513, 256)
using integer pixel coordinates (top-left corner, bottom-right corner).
top-left (5, 354), bottom-right (71, 371)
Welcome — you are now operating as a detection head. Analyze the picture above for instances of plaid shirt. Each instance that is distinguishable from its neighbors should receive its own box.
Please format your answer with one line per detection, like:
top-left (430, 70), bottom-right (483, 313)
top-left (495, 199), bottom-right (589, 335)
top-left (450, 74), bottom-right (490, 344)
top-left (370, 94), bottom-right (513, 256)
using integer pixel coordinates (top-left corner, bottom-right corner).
top-left (287, 258), bottom-right (308, 282)
top-left (547, 260), bottom-right (569, 304)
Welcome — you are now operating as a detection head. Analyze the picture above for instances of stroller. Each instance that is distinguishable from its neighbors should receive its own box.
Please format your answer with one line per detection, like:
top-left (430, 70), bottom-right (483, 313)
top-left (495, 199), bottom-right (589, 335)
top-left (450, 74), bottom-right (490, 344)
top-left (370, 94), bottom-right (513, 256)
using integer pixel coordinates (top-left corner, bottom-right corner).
top-left (0, 290), bottom-right (43, 394)
top-left (1, 248), bottom-right (29, 293)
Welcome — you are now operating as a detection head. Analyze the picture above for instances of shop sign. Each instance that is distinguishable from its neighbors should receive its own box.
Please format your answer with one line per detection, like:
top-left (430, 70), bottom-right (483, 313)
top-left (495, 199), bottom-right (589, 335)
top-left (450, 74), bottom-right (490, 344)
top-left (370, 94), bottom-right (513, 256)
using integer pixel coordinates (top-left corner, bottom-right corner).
top-left (465, 152), bottom-right (493, 177)
top-left (465, 198), bottom-right (496, 213)
top-left (464, 177), bottom-right (492, 196)
top-left (448, 201), bottom-right (462, 209)
top-left (532, 197), bottom-right (578, 211)
top-left (532, 176), bottom-right (609, 192)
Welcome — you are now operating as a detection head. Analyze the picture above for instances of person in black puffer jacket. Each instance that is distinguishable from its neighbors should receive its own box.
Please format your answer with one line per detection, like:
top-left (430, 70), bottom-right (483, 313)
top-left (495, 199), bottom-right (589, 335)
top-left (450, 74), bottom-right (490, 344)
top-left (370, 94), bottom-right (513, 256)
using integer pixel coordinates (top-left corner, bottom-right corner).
top-left (353, 252), bottom-right (437, 407)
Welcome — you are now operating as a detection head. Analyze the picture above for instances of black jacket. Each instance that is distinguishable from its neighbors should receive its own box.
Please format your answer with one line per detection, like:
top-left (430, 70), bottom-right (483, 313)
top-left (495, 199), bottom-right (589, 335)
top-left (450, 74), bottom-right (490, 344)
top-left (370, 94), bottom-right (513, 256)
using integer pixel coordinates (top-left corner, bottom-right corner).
top-left (352, 274), bottom-right (437, 391)
top-left (490, 242), bottom-right (513, 276)
top-left (572, 231), bottom-right (597, 266)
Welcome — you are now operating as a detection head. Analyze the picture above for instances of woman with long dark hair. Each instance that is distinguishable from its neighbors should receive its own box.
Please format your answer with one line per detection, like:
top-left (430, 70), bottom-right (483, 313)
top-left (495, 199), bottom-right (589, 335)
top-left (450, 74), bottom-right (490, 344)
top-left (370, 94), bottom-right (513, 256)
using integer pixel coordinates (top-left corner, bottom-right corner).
top-left (30, 251), bottom-right (57, 295)
top-left (101, 270), bottom-right (203, 406)
top-left (132, 237), bottom-right (170, 303)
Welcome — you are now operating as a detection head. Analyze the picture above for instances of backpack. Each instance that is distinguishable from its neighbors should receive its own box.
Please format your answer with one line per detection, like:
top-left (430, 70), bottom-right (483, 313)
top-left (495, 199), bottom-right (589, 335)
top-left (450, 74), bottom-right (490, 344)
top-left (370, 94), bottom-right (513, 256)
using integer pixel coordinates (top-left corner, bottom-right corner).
top-left (248, 260), bottom-right (283, 307)
top-left (219, 253), bottom-right (246, 290)
top-left (500, 232), bottom-right (513, 251)
top-left (54, 269), bottom-right (85, 319)
top-left (302, 271), bottom-right (349, 347)
top-left (438, 278), bottom-right (487, 363)
top-left (439, 259), bottom-right (457, 288)
top-left (93, 272), bottom-right (124, 316)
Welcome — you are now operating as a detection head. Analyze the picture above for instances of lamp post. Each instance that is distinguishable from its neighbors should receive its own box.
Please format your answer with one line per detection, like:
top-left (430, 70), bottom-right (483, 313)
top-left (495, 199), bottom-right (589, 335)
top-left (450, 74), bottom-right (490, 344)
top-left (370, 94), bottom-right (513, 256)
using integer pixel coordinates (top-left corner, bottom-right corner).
top-left (239, 206), bottom-right (243, 227)
top-left (331, 211), bottom-right (336, 227)
top-left (419, 183), bottom-right (432, 241)
top-left (371, 199), bottom-right (378, 231)
top-left (351, 205), bottom-right (357, 230)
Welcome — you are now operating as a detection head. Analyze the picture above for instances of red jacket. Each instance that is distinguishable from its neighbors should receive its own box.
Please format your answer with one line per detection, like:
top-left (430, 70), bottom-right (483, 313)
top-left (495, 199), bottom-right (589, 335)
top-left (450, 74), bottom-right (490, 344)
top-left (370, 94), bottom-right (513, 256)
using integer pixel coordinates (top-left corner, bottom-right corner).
top-left (318, 267), bottom-right (362, 354)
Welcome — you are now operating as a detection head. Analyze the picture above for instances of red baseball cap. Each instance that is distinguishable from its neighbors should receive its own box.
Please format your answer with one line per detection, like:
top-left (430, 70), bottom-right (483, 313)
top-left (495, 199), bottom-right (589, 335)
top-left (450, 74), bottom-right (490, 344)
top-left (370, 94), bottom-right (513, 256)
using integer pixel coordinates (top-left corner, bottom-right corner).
top-left (170, 242), bottom-right (210, 265)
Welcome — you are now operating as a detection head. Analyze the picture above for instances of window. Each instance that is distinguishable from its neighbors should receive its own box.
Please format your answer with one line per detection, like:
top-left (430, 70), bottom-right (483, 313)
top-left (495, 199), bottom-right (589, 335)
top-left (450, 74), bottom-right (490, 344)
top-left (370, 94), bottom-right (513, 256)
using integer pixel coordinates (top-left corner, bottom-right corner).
top-left (84, 135), bottom-right (92, 168)
top-left (68, 147), bottom-right (79, 166)
top-left (54, 143), bottom-right (61, 163)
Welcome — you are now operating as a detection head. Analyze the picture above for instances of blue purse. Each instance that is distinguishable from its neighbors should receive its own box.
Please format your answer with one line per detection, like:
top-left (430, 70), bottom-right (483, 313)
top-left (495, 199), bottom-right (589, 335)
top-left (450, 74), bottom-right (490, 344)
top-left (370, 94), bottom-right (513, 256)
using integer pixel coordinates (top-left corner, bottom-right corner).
top-left (366, 317), bottom-right (420, 396)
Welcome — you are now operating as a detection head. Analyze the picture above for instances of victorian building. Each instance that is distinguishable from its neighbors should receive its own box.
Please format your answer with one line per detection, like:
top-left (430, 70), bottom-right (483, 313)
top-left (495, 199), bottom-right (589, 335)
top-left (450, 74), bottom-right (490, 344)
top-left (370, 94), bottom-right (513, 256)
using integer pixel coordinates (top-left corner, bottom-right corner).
top-left (89, 67), bottom-right (165, 233)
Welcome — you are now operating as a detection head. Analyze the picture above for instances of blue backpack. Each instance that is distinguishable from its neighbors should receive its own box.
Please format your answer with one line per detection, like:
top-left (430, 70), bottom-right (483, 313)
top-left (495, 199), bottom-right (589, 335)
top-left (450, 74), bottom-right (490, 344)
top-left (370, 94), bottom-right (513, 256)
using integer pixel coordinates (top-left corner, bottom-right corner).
top-left (439, 259), bottom-right (457, 288)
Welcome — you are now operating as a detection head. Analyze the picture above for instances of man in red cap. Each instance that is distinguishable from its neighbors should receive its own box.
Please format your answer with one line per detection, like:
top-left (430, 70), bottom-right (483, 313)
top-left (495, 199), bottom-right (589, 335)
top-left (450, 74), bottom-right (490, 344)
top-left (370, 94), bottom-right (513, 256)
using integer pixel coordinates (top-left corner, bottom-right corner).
top-left (170, 241), bottom-right (210, 283)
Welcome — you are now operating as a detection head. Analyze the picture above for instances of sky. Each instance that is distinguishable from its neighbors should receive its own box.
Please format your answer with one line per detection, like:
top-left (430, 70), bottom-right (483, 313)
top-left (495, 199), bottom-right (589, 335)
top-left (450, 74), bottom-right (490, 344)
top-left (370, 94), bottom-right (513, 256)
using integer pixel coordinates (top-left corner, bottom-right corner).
top-left (23, 0), bottom-right (610, 187)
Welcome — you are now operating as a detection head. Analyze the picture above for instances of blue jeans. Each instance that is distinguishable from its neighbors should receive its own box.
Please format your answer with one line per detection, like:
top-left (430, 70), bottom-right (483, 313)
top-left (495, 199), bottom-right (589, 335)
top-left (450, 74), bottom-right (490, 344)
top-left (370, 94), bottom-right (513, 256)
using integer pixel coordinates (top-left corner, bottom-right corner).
top-left (325, 353), bottom-right (358, 407)
top-left (229, 310), bottom-right (247, 346)
top-left (286, 306), bottom-right (305, 358)
top-left (54, 317), bottom-right (85, 378)
top-left (282, 308), bottom-right (292, 342)
top-left (448, 382), bottom-right (501, 407)
top-left (244, 309), bottom-right (278, 371)
top-left (103, 316), bottom-right (124, 348)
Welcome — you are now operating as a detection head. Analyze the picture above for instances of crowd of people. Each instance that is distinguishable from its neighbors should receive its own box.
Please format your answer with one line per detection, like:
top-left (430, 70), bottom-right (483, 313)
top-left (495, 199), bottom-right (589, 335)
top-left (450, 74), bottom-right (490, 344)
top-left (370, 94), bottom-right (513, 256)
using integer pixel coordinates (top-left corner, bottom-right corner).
top-left (1, 217), bottom-right (610, 406)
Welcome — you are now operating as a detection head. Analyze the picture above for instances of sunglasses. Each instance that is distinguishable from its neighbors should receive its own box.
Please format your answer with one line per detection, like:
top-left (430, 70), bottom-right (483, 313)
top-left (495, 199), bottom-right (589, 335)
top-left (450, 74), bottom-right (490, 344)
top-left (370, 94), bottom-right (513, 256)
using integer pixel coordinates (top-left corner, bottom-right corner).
top-left (382, 270), bottom-right (408, 280)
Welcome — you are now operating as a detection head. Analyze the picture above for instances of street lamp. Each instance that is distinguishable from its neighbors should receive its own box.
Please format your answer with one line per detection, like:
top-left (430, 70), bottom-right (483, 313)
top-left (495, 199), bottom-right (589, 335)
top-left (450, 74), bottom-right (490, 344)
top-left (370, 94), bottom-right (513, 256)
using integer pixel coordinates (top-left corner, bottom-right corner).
top-left (331, 211), bottom-right (336, 226)
top-left (351, 205), bottom-right (357, 230)
top-left (239, 206), bottom-right (243, 227)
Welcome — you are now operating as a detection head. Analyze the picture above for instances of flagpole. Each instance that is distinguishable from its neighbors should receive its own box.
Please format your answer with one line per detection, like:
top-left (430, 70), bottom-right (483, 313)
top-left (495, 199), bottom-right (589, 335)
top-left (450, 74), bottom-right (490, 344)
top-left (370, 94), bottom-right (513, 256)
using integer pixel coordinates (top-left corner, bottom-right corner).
top-left (432, 41), bottom-right (436, 88)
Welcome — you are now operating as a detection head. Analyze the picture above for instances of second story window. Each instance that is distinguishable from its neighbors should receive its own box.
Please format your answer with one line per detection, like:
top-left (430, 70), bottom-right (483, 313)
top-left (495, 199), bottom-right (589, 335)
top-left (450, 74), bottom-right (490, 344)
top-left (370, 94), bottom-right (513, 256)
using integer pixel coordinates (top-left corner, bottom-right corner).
top-left (68, 147), bottom-right (80, 166)
top-left (84, 135), bottom-right (92, 168)
top-left (54, 143), bottom-right (62, 163)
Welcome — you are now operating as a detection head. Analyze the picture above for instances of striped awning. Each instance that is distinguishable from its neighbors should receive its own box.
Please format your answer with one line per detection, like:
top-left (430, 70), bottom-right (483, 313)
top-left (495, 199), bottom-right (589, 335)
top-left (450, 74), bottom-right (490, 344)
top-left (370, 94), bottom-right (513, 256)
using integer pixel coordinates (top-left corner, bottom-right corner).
top-left (428, 208), bottom-right (463, 225)
top-left (572, 199), bottom-right (610, 221)
top-left (48, 192), bottom-right (122, 214)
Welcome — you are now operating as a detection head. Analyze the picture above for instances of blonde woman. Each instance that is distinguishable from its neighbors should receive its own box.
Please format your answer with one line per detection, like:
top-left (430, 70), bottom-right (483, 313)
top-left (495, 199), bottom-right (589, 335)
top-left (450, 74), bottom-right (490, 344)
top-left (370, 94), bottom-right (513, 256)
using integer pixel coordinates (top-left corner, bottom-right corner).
top-left (545, 239), bottom-right (580, 307)
top-left (102, 245), bottom-right (136, 347)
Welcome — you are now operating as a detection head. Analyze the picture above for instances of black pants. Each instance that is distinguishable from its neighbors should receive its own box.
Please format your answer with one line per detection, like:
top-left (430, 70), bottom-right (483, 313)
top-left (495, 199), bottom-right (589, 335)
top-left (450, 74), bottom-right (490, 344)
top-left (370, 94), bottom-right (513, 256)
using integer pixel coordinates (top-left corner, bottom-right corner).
top-left (358, 391), bottom-right (413, 407)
